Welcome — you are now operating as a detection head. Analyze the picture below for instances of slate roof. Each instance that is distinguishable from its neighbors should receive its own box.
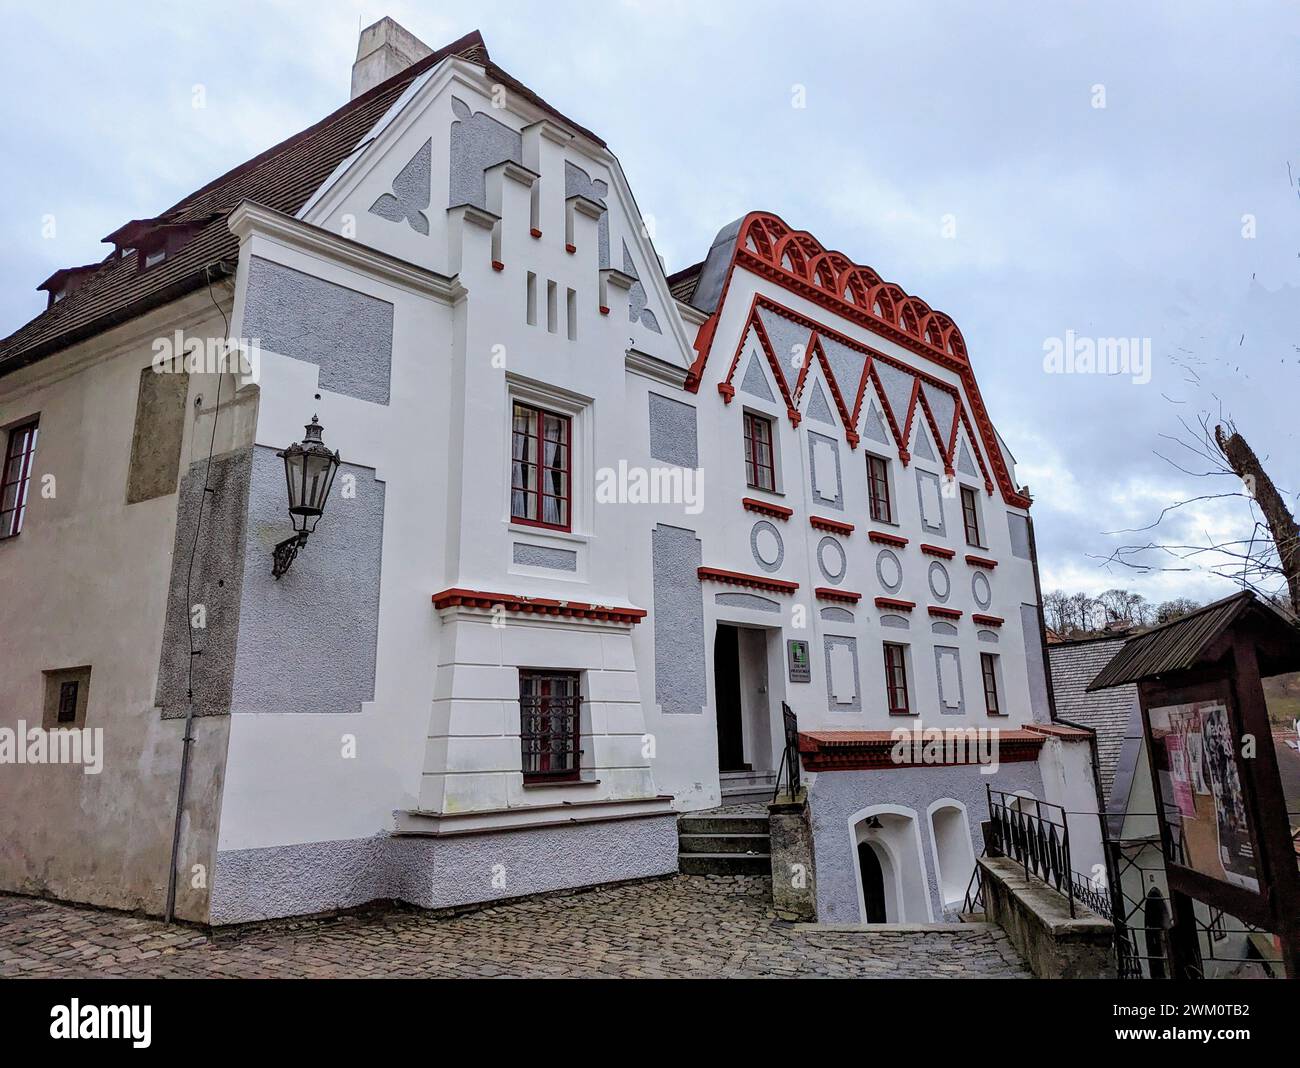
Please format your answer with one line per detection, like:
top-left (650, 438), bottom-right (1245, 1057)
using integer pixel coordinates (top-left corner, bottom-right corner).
top-left (1048, 635), bottom-right (1138, 801)
top-left (0, 29), bottom-right (603, 378)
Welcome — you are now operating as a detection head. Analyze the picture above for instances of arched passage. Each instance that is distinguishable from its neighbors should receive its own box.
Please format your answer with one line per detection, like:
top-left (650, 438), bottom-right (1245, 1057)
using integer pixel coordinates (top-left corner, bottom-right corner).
top-left (848, 804), bottom-right (933, 924)
top-left (856, 841), bottom-right (888, 923)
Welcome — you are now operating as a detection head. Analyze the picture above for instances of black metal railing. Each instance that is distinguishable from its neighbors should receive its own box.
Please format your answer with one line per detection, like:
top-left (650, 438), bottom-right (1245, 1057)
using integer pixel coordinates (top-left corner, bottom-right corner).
top-left (986, 786), bottom-right (1076, 916)
top-left (772, 702), bottom-right (801, 801)
top-left (962, 863), bottom-right (985, 914)
top-left (1070, 867), bottom-right (1116, 920)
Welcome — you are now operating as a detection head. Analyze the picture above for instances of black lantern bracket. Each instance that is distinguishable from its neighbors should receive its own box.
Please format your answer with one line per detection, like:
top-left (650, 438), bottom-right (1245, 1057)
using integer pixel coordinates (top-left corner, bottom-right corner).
top-left (271, 530), bottom-right (310, 580)
top-left (272, 414), bottom-right (340, 579)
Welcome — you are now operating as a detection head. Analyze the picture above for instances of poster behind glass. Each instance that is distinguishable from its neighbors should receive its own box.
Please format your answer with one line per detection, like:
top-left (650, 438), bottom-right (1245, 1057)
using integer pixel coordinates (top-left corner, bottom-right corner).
top-left (1148, 699), bottom-right (1259, 894)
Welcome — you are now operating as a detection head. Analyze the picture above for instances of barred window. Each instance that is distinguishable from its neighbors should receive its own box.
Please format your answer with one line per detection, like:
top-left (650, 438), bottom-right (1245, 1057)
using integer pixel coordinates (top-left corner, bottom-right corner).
top-left (519, 670), bottom-right (582, 781)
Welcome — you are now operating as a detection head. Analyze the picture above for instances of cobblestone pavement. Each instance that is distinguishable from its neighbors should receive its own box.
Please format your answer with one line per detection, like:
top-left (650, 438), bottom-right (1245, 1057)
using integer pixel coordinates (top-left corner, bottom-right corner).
top-left (0, 877), bottom-right (1029, 978)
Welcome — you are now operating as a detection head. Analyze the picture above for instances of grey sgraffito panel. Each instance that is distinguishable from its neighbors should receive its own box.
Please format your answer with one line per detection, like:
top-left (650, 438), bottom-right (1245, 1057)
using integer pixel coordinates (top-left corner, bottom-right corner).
top-left (449, 96), bottom-right (522, 209)
top-left (229, 446), bottom-right (384, 714)
top-left (242, 257), bottom-right (393, 405)
top-left (648, 393), bottom-right (698, 469)
top-left (651, 525), bottom-right (706, 714)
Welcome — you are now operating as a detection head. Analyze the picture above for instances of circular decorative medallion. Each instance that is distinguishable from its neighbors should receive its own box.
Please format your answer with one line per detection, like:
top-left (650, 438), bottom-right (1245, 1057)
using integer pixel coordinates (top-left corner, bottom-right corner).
top-left (817, 536), bottom-right (847, 584)
top-left (972, 570), bottom-right (992, 609)
top-left (928, 561), bottom-right (951, 602)
top-left (875, 548), bottom-right (902, 593)
top-left (750, 520), bottom-right (784, 572)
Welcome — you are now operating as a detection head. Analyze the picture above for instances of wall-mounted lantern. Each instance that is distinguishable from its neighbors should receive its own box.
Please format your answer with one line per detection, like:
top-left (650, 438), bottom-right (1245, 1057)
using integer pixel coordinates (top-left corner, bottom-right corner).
top-left (272, 415), bottom-right (341, 579)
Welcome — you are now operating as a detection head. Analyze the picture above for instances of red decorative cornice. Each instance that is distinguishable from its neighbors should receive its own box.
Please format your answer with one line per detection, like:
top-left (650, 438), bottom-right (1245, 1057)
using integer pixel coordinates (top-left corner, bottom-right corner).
top-left (810, 515), bottom-right (854, 535)
top-left (965, 554), bottom-right (998, 569)
top-left (431, 588), bottom-right (646, 625)
top-left (683, 210), bottom-right (1032, 510)
top-left (698, 567), bottom-right (799, 594)
top-left (920, 543), bottom-right (955, 559)
top-left (815, 587), bottom-right (861, 603)
top-left (491, 260), bottom-right (505, 272)
top-left (742, 497), bottom-right (793, 520)
top-left (874, 596), bottom-right (915, 612)
top-left (797, 729), bottom-right (1046, 771)
top-left (868, 530), bottom-right (908, 548)
top-left (928, 606), bottom-right (963, 620)
top-left (530, 227), bottom-right (543, 239)
top-left (972, 613), bottom-right (1004, 628)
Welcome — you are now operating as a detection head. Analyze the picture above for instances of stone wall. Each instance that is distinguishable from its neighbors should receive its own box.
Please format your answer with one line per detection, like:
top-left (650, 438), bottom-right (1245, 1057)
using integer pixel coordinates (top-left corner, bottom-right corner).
top-left (978, 855), bottom-right (1116, 978)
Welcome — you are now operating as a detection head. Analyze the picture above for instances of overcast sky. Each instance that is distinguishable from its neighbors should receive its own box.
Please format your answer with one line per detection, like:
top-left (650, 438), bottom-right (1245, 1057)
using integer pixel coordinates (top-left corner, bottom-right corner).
top-left (2, 1), bottom-right (1297, 609)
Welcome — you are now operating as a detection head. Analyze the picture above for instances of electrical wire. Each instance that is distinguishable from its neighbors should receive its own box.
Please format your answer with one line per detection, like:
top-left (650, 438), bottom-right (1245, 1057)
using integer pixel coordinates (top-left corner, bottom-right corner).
top-left (164, 261), bottom-right (231, 923)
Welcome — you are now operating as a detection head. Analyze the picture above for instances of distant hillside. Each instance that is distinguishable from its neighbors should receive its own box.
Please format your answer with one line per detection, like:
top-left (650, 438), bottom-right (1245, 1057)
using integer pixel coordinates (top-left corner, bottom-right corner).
top-left (1264, 671), bottom-right (1300, 727)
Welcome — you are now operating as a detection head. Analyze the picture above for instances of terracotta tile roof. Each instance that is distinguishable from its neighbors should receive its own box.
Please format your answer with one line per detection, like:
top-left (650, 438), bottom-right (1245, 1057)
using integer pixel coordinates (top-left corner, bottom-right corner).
top-left (0, 29), bottom-right (604, 377)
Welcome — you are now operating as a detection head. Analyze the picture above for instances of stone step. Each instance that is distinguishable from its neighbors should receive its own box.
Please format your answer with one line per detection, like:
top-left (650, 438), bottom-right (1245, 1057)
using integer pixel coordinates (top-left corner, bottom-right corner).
top-left (677, 832), bottom-right (770, 855)
top-left (676, 815), bottom-right (770, 835)
top-left (718, 787), bottom-right (777, 806)
top-left (720, 770), bottom-right (777, 788)
top-left (678, 852), bottom-right (772, 876)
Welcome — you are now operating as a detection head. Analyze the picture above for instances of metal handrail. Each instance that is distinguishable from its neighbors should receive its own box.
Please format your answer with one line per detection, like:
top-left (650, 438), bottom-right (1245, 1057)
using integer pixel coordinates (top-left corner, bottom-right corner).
top-left (986, 786), bottom-right (1076, 917)
top-left (772, 702), bottom-right (801, 802)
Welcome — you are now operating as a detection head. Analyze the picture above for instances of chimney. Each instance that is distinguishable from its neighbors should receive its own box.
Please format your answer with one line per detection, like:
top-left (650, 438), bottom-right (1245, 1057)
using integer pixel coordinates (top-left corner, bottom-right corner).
top-left (350, 17), bottom-right (433, 100)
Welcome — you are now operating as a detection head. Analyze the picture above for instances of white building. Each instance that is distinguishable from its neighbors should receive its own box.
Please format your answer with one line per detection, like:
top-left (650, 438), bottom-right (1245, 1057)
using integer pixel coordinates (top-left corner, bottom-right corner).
top-left (0, 19), bottom-right (1101, 926)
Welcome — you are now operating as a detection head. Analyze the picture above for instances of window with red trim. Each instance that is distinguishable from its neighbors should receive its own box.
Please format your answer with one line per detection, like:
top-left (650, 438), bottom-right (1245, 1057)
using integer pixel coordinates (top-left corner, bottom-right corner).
top-left (960, 486), bottom-right (982, 547)
top-left (0, 417), bottom-right (39, 539)
top-left (981, 653), bottom-right (1002, 715)
top-left (519, 670), bottom-right (582, 782)
top-left (511, 402), bottom-right (570, 530)
top-left (743, 411), bottom-right (775, 491)
top-left (867, 454), bottom-right (892, 524)
top-left (883, 642), bottom-right (910, 715)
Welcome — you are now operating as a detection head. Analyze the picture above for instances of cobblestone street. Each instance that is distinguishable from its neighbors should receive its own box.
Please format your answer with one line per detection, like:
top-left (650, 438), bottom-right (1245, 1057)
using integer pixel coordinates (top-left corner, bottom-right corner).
top-left (0, 876), bottom-right (1029, 978)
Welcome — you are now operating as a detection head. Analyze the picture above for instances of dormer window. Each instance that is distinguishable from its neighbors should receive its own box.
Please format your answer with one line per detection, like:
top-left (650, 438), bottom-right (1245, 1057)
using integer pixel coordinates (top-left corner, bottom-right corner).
top-left (101, 214), bottom-right (218, 273)
top-left (36, 263), bottom-right (101, 309)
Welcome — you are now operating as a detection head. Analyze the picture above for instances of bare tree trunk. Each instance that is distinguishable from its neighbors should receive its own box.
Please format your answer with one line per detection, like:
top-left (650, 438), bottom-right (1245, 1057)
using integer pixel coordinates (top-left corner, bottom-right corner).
top-left (1215, 424), bottom-right (1300, 613)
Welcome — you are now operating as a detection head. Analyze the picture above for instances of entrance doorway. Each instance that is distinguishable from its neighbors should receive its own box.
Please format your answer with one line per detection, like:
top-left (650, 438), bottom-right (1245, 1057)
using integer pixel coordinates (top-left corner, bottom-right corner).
top-left (857, 842), bottom-right (888, 923)
top-left (1144, 889), bottom-right (1171, 979)
top-left (714, 624), bottom-right (747, 771)
top-left (713, 623), bottom-right (778, 776)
